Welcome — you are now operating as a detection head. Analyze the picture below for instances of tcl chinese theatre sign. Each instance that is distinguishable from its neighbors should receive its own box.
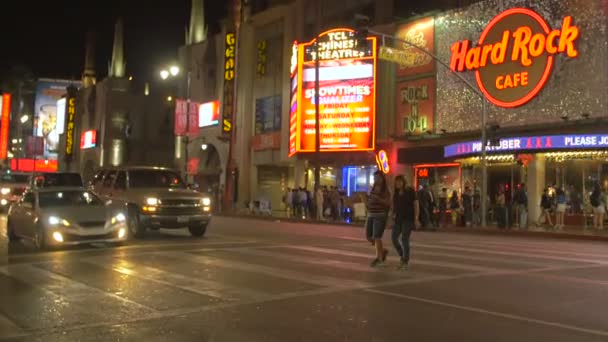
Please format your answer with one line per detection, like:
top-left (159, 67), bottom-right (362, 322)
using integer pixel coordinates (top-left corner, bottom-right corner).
top-left (289, 28), bottom-right (377, 156)
top-left (450, 8), bottom-right (580, 108)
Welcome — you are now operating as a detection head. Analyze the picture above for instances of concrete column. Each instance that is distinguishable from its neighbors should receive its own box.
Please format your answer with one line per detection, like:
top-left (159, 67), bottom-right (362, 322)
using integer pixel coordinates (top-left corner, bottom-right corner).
top-left (249, 165), bottom-right (258, 205)
top-left (294, 159), bottom-right (307, 188)
top-left (527, 154), bottom-right (546, 225)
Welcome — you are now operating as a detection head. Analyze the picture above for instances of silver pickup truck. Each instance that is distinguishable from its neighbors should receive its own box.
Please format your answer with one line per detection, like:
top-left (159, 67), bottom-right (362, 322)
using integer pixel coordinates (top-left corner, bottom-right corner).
top-left (90, 166), bottom-right (212, 238)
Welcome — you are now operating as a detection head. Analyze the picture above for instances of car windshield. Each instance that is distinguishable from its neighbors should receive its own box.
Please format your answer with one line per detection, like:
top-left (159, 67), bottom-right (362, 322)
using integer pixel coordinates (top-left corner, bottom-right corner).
top-left (0, 174), bottom-right (29, 183)
top-left (38, 191), bottom-right (104, 208)
top-left (128, 170), bottom-right (185, 189)
top-left (35, 173), bottom-right (83, 187)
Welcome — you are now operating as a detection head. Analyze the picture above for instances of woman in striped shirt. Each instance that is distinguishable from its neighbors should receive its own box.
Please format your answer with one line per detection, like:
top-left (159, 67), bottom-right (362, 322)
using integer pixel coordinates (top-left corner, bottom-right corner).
top-left (366, 171), bottom-right (392, 267)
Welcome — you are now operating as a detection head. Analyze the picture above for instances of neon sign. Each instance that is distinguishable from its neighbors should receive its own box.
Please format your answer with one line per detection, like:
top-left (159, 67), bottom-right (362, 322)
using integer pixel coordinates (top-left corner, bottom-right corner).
top-left (64, 95), bottom-right (76, 160)
top-left (0, 94), bottom-right (11, 160)
top-left (417, 168), bottom-right (429, 177)
top-left (80, 130), bottom-right (97, 149)
top-left (222, 32), bottom-right (236, 136)
top-left (444, 134), bottom-right (608, 158)
top-left (450, 8), bottom-right (580, 108)
top-left (289, 28), bottom-right (377, 155)
top-left (376, 149), bottom-right (390, 174)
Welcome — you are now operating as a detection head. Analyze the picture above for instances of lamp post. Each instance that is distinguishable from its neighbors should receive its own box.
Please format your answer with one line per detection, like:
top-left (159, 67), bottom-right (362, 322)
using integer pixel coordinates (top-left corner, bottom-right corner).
top-left (362, 24), bottom-right (490, 228)
top-left (160, 65), bottom-right (193, 183)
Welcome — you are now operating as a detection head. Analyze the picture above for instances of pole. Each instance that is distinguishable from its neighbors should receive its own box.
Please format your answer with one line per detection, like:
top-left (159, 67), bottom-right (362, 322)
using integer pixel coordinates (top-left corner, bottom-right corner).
top-left (184, 70), bottom-right (192, 184)
top-left (481, 100), bottom-right (488, 227)
top-left (314, 39), bottom-right (321, 189)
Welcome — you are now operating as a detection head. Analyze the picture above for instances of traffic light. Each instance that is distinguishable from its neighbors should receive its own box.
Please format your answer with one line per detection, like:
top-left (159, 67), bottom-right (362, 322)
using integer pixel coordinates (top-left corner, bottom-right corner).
top-left (353, 14), bottom-right (370, 51)
top-left (486, 123), bottom-right (501, 147)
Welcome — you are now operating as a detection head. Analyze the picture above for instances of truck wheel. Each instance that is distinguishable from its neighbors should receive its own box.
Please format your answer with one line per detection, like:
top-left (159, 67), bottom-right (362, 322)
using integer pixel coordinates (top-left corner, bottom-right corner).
top-left (128, 208), bottom-right (146, 239)
top-left (188, 223), bottom-right (207, 237)
top-left (34, 225), bottom-right (47, 250)
top-left (6, 219), bottom-right (19, 242)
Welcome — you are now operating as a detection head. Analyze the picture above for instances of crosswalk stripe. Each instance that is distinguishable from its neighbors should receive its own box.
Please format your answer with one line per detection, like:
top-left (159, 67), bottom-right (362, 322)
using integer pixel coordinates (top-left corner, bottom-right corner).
top-left (164, 251), bottom-right (367, 288)
top-left (0, 313), bottom-right (22, 337)
top-left (439, 240), bottom-right (608, 260)
top-left (0, 265), bottom-right (157, 313)
top-left (282, 245), bottom-right (508, 273)
top-left (410, 243), bottom-right (607, 264)
top-left (367, 289), bottom-right (608, 338)
top-left (84, 256), bottom-right (268, 301)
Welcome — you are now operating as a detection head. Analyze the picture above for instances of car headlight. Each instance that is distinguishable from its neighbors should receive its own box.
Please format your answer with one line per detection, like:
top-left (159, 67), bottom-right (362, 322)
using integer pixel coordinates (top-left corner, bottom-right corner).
top-left (1, 188), bottom-right (10, 195)
top-left (201, 197), bottom-right (211, 206)
top-left (48, 216), bottom-right (71, 227)
top-left (111, 212), bottom-right (126, 225)
top-left (145, 197), bottom-right (159, 206)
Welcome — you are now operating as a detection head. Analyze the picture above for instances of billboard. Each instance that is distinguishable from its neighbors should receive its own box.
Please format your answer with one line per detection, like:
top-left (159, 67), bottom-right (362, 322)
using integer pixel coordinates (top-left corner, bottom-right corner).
top-left (198, 101), bottom-right (219, 127)
top-left (255, 95), bottom-right (281, 134)
top-left (56, 98), bottom-right (66, 134)
top-left (34, 79), bottom-right (81, 158)
top-left (394, 17), bottom-right (435, 76)
top-left (0, 94), bottom-right (11, 160)
top-left (396, 77), bottom-right (435, 136)
top-left (290, 28), bottom-right (377, 155)
top-left (80, 130), bottom-right (97, 149)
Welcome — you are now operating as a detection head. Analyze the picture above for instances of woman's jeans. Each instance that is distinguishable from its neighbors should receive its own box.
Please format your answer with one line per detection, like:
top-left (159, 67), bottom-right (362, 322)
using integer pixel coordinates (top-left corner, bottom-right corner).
top-left (392, 220), bottom-right (414, 263)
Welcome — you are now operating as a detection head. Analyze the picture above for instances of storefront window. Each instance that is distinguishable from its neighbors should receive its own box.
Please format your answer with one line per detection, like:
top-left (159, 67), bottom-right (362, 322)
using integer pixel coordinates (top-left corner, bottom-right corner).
top-left (415, 164), bottom-right (461, 195)
top-left (342, 166), bottom-right (378, 197)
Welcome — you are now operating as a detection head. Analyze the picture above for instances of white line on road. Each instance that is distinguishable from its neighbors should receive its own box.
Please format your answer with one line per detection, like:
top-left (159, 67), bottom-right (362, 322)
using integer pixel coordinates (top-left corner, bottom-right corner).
top-left (367, 289), bottom-right (608, 338)
top-left (84, 256), bottom-right (268, 301)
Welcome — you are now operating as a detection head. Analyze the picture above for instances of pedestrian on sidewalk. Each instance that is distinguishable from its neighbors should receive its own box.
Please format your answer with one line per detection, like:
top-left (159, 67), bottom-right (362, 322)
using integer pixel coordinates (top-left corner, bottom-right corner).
top-left (365, 171), bottom-right (391, 267)
top-left (284, 188), bottom-right (293, 218)
top-left (591, 184), bottom-right (605, 230)
top-left (391, 175), bottom-right (419, 269)
top-left (449, 190), bottom-right (460, 226)
top-left (555, 187), bottom-right (566, 230)
top-left (514, 183), bottom-right (528, 229)
top-left (438, 188), bottom-right (448, 228)
top-left (536, 188), bottom-right (554, 228)
top-left (315, 185), bottom-right (324, 221)
top-left (462, 186), bottom-right (473, 227)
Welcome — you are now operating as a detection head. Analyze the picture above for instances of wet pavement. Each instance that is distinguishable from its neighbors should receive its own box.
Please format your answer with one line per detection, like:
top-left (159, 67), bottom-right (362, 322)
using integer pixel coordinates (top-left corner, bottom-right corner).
top-left (1, 216), bottom-right (608, 341)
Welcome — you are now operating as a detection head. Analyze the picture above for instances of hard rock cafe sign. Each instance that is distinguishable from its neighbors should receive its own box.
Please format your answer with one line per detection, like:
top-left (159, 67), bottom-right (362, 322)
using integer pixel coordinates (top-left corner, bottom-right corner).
top-left (450, 8), bottom-right (580, 108)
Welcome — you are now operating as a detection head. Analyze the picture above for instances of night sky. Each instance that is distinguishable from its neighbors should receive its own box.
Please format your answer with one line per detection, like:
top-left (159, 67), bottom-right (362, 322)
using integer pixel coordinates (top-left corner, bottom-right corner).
top-left (0, 0), bottom-right (227, 85)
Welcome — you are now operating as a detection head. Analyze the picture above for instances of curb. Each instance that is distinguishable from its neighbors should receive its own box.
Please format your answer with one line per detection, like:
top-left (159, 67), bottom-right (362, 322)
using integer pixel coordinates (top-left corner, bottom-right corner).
top-left (215, 213), bottom-right (608, 242)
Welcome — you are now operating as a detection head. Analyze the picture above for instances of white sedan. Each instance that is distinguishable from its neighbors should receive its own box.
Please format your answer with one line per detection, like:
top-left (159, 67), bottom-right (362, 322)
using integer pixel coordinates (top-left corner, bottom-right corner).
top-left (7, 187), bottom-right (128, 249)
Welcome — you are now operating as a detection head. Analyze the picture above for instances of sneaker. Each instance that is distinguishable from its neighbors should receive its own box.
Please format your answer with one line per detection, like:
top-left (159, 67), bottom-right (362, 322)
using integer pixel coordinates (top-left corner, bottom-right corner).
top-left (397, 259), bottom-right (409, 270)
top-left (382, 249), bottom-right (389, 262)
top-left (370, 258), bottom-right (381, 267)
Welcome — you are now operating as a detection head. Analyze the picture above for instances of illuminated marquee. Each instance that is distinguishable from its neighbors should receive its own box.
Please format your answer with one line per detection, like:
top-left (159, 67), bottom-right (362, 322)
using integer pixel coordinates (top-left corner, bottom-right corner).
top-left (450, 8), bottom-right (580, 108)
top-left (289, 28), bottom-right (377, 156)
top-left (64, 96), bottom-right (76, 161)
top-left (0, 94), bottom-right (11, 160)
top-left (80, 130), bottom-right (97, 149)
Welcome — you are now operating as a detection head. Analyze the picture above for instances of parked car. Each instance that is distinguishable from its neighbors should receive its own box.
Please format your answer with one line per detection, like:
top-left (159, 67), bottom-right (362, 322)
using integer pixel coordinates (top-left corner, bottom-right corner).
top-left (7, 187), bottom-right (128, 249)
top-left (0, 172), bottom-right (30, 211)
top-left (29, 172), bottom-right (84, 189)
top-left (90, 166), bottom-right (212, 238)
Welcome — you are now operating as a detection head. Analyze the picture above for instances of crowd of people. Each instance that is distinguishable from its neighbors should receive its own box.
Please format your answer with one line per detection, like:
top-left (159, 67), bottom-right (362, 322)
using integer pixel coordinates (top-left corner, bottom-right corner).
top-left (282, 186), bottom-right (347, 221)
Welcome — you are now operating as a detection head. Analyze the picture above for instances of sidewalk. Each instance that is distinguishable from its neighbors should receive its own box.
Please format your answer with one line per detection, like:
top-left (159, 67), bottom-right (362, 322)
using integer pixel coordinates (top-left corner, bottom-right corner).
top-left (217, 212), bottom-right (608, 242)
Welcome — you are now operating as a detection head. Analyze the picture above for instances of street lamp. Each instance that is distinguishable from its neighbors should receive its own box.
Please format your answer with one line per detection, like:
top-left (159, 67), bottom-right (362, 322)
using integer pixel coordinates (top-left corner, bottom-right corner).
top-left (201, 143), bottom-right (208, 151)
top-left (20, 115), bottom-right (28, 124)
top-left (160, 63), bottom-right (193, 183)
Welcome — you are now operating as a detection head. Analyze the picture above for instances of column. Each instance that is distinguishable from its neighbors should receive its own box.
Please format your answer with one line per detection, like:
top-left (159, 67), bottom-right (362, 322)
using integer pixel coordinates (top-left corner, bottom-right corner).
top-left (294, 159), bottom-right (307, 189)
top-left (527, 154), bottom-right (546, 225)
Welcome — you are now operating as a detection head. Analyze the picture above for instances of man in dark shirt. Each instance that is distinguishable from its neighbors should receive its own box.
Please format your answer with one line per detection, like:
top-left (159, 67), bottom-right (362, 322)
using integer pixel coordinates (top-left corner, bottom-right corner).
top-left (392, 176), bottom-right (420, 269)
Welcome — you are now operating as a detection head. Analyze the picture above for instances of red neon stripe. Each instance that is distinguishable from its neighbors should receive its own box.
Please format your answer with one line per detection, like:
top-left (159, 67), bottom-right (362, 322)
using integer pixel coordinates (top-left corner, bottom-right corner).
top-left (0, 94), bottom-right (11, 160)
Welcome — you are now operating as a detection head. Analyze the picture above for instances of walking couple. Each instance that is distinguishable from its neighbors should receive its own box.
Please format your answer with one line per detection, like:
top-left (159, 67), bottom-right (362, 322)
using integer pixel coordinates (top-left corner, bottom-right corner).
top-left (366, 171), bottom-right (419, 269)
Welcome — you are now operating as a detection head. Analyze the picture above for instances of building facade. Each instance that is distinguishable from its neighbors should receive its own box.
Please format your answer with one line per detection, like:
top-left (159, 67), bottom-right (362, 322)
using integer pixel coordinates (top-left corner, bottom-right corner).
top-left (180, 0), bottom-right (608, 223)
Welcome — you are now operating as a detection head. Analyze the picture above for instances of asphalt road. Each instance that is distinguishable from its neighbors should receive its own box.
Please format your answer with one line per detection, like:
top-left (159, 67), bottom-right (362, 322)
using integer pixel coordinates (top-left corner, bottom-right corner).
top-left (1, 216), bottom-right (608, 341)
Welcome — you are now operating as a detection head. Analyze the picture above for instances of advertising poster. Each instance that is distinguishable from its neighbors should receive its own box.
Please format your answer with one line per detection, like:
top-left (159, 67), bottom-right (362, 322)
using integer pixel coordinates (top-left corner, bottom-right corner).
top-left (396, 77), bottom-right (435, 136)
top-left (33, 79), bottom-right (81, 158)
top-left (255, 95), bottom-right (281, 134)
top-left (198, 101), bottom-right (219, 128)
top-left (395, 17), bottom-right (435, 77)
top-left (295, 29), bottom-right (377, 153)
